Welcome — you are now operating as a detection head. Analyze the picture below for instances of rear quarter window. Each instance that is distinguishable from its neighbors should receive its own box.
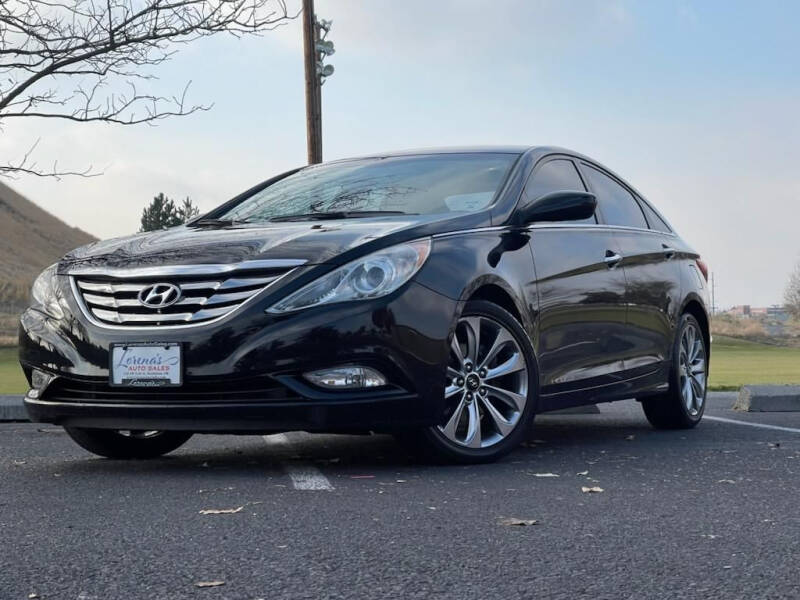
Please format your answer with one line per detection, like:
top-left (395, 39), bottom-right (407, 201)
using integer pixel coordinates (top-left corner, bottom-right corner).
top-left (638, 199), bottom-right (672, 233)
top-left (582, 165), bottom-right (648, 229)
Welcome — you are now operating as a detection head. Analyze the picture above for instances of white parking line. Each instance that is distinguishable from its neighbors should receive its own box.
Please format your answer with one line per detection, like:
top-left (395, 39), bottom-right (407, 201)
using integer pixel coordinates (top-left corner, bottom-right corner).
top-left (262, 433), bottom-right (334, 491)
top-left (704, 415), bottom-right (800, 435)
top-left (284, 466), bottom-right (335, 491)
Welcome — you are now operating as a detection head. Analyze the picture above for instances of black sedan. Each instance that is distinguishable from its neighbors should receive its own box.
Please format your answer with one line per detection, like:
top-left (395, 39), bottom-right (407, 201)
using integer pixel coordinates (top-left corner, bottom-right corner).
top-left (19, 146), bottom-right (711, 463)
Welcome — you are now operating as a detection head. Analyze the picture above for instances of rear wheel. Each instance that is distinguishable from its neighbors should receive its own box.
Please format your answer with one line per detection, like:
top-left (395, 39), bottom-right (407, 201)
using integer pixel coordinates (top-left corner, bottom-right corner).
top-left (65, 428), bottom-right (193, 459)
top-left (641, 313), bottom-right (707, 429)
top-left (398, 300), bottom-right (537, 464)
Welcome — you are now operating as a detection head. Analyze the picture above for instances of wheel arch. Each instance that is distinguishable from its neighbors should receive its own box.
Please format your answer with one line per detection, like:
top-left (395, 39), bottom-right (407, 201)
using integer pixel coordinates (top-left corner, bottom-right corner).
top-left (681, 297), bottom-right (711, 357)
top-left (460, 277), bottom-right (533, 335)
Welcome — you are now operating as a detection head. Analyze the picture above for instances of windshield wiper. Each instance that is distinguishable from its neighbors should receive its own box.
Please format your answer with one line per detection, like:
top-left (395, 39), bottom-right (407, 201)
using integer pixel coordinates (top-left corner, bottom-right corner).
top-left (187, 218), bottom-right (242, 228)
top-left (268, 210), bottom-right (414, 222)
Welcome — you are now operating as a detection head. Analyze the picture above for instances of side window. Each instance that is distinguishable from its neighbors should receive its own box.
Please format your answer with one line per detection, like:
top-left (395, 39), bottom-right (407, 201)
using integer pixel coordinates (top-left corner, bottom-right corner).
top-left (582, 165), bottom-right (648, 228)
top-left (525, 159), bottom-right (596, 224)
top-left (638, 199), bottom-right (672, 233)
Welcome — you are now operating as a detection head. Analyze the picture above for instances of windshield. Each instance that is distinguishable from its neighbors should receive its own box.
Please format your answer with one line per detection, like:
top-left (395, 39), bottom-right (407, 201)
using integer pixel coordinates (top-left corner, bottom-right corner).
top-left (220, 153), bottom-right (518, 222)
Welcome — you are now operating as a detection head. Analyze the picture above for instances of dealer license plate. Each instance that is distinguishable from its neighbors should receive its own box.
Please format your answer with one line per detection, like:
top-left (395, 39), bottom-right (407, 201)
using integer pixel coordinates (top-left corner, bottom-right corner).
top-left (110, 343), bottom-right (183, 387)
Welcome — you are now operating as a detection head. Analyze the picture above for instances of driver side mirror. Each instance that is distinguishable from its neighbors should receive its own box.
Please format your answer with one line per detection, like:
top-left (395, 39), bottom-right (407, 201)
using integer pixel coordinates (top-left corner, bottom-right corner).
top-left (517, 190), bottom-right (597, 225)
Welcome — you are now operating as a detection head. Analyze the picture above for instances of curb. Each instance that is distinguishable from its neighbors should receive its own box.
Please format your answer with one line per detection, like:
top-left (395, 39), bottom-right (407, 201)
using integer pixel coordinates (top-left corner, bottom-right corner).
top-left (733, 385), bottom-right (800, 412)
top-left (0, 395), bottom-right (28, 421)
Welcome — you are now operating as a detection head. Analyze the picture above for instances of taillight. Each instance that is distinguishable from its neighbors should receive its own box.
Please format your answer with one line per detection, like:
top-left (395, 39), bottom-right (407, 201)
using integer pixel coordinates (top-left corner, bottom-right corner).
top-left (695, 259), bottom-right (709, 282)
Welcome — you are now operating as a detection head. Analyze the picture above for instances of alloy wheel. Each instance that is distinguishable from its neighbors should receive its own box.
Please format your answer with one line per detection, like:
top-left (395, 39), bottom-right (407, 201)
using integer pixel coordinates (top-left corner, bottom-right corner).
top-left (679, 323), bottom-right (706, 416)
top-left (438, 315), bottom-right (529, 448)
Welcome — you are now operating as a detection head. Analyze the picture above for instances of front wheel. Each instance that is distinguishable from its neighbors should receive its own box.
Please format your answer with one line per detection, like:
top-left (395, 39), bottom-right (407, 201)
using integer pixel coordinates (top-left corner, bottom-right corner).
top-left (398, 300), bottom-right (538, 464)
top-left (65, 428), bottom-right (193, 459)
top-left (640, 313), bottom-right (708, 429)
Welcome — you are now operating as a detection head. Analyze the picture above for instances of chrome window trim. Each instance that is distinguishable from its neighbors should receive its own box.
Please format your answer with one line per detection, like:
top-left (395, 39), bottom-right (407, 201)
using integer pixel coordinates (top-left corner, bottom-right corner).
top-left (69, 267), bottom-right (300, 331)
top-left (432, 226), bottom-right (506, 239)
top-left (433, 224), bottom-right (677, 238)
top-left (526, 223), bottom-right (677, 236)
top-left (64, 259), bottom-right (307, 279)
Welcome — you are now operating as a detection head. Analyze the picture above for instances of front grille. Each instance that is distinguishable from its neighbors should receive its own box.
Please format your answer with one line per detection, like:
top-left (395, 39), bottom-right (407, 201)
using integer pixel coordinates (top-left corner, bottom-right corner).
top-left (72, 266), bottom-right (294, 327)
top-left (44, 376), bottom-right (298, 404)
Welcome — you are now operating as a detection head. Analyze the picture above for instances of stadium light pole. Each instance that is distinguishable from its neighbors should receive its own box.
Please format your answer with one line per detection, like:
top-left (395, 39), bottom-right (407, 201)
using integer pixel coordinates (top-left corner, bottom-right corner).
top-left (302, 0), bottom-right (334, 164)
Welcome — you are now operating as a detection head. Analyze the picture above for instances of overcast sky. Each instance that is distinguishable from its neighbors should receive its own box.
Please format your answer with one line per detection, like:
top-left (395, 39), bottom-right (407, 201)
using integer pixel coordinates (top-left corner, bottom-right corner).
top-left (2, 0), bottom-right (798, 308)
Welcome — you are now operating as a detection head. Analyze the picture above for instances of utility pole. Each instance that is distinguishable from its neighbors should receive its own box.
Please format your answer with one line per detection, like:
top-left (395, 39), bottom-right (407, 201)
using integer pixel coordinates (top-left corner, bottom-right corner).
top-left (302, 0), bottom-right (334, 165)
top-left (711, 272), bottom-right (717, 315)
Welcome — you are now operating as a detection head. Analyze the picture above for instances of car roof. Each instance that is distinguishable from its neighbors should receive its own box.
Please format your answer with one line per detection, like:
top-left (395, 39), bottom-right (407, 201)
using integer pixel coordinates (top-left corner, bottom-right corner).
top-left (322, 146), bottom-right (533, 163)
top-left (320, 145), bottom-right (612, 164)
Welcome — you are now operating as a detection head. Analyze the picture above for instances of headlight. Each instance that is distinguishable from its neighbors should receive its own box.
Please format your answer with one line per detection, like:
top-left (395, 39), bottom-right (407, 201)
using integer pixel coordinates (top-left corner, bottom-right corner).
top-left (31, 263), bottom-right (65, 319)
top-left (268, 239), bottom-right (432, 313)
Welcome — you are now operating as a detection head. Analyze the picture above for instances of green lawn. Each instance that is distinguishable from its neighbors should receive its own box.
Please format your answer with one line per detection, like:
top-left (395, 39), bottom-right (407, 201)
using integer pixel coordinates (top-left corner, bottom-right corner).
top-left (0, 346), bottom-right (26, 394)
top-left (0, 336), bottom-right (798, 395)
top-left (708, 335), bottom-right (800, 391)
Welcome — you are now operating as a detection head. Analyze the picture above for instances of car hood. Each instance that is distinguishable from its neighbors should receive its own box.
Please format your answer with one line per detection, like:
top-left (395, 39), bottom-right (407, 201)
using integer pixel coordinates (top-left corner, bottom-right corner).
top-left (59, 214), bottom-right (463, 272)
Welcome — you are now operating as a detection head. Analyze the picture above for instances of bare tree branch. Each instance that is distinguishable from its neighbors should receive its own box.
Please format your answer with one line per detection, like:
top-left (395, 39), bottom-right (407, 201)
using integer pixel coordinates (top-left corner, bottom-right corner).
top-left (0, 137), bottom-right (101, 179)
top-left (0, 0), bottom-right (296, 178)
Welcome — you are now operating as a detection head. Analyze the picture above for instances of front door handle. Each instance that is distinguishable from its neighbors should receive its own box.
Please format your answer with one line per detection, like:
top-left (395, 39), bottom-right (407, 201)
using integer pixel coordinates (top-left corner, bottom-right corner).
top-left (662, 244), bottom-right (676, 259)
top-left (604, 250), bottom-right (622, 268)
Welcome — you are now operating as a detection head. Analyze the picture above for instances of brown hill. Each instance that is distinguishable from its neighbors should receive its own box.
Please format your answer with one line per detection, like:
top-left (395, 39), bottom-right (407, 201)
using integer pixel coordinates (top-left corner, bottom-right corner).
top-left (0, 180), bottom-right (96, 316)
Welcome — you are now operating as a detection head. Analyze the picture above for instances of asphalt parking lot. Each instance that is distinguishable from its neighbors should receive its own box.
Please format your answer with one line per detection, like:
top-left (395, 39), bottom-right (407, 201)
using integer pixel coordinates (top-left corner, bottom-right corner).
top-left (1, 394), bottom-right (799, 600)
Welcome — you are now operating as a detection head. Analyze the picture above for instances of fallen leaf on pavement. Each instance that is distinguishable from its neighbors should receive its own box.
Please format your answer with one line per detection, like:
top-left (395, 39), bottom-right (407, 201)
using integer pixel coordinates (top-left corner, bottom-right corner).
top-left (532, 472), bottom-right (559, 478)
top-left (581, 486), bottom-right (604, 493)
top-left (498, 517), bottom-right (539, 526)
top-left (195, 581), bottom-right (225, 588)
top-left (199, 507), bottom-right (243, 515)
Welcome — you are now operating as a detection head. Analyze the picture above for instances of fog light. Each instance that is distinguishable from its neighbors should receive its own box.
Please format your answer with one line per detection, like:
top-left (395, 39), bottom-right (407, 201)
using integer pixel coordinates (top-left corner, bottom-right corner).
top-left (304, 366), bottom-right (387, 389)
top-left (29, 369), bottom-right (56, 399)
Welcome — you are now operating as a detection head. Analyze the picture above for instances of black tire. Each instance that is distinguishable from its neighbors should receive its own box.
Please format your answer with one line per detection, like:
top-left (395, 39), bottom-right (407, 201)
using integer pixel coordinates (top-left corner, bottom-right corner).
top-left (641, 313), bottom-right (708, 430)
top-left (396, 300), bottom-right (538, 464)
top-left (65, 427), bottom-right (193, 459)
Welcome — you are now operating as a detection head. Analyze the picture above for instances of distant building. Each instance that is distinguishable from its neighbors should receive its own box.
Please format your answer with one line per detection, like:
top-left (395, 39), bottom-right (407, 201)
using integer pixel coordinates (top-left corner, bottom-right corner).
top-left (766, 306), bottom-right (789, 320)
top-left (725, 305), bottom-right (788, 320)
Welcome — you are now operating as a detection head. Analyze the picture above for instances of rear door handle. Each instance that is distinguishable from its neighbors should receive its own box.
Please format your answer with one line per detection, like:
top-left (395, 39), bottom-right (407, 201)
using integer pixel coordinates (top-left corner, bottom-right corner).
top-left (662, 244), bottom-right (676, 259)
top-left (604, 250), bottom-right (622, 268)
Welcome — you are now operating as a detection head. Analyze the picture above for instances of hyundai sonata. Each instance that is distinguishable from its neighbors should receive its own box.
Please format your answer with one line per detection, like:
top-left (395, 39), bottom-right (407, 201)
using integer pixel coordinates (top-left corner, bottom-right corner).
top-left (19, 147), bottom-right (710, 463)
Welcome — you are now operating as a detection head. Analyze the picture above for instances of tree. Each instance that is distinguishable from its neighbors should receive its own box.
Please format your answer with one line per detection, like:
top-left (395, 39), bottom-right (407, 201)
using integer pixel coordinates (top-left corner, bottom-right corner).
top-left (786, 261), bottom-right (800, 319)
top-left (177, 197), bottom-right (200, 222)
top-left (0, 0), bottom-right (294, 179)
top-left (140, 193), bottom-right (198, 231)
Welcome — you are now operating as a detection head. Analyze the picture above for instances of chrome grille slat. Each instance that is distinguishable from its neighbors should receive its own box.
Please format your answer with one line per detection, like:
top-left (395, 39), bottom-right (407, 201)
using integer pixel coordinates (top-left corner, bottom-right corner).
top-left (174, 296), bottom-right (212, 306)
top-left (190, 306), bottom-right (236, 321)
top-left (78, 281), bottom-right (148, 294)
top-left (71, 264), bottom-right (297, 328)
top-left (92, 308), bottom-right (194, 323)
top-left (203, 289), bottom-right (260, 305)
top-left (179, 281), bottom-right (222, 291)
top-left (218, 276), bottom-right (279, 290)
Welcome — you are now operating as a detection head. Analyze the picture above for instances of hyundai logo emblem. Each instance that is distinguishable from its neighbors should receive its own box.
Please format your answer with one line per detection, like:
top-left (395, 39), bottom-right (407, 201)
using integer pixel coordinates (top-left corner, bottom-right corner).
top-left (137, 283), bottom-right (182, 309)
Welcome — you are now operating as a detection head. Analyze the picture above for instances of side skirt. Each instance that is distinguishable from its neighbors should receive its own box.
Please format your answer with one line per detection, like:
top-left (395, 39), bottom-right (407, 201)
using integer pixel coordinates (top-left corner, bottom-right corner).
top-left (537, 362), bottom-right (670, 413)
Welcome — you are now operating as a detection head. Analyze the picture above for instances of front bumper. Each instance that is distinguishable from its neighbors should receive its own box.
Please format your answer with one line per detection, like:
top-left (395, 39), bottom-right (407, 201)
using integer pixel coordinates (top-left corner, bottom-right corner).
top-left (19, 281), bottom-right (458, 433)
